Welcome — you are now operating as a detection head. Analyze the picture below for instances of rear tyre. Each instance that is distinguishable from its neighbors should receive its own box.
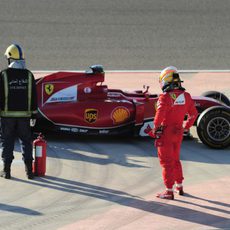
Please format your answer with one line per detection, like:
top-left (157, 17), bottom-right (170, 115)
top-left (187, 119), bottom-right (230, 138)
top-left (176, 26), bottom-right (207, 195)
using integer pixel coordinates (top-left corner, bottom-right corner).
top-left (197, 106), bottom-right (230, 149)
top-left (201, 91), bottom-right (230, 106)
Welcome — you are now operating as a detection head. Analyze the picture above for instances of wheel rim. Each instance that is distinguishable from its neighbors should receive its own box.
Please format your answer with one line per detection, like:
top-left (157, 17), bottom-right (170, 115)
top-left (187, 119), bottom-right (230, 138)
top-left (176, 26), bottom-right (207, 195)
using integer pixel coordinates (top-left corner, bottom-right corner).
top-left (207, 116), bottom-right (230, 142)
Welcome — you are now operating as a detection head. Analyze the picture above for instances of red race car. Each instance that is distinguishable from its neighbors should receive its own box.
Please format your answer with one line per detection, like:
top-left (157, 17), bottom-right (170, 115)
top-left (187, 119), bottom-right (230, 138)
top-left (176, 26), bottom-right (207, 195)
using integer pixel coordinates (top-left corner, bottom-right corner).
top-left (35, 65), bottom-right (230, 149)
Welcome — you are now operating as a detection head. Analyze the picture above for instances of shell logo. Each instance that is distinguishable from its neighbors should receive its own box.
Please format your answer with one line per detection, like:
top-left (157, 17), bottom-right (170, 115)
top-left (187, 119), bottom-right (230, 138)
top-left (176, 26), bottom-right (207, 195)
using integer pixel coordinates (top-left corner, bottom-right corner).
top-left (112, 107), bottom-right (130, 124)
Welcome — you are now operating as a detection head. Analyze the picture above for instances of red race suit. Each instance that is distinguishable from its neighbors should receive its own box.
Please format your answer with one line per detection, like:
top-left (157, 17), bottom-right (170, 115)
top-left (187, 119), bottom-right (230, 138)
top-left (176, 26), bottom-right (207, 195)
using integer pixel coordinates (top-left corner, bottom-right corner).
top-left (154, 89), bottom-right (198, 189)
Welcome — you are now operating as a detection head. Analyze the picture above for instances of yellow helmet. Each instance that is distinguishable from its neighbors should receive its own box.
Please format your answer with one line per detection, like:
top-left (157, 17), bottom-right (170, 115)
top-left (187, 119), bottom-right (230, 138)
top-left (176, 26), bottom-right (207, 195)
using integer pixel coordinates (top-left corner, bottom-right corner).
top-left (4, 44), bottom-right (25, 60)
top-left (159, 66), bottom-right (182, 91)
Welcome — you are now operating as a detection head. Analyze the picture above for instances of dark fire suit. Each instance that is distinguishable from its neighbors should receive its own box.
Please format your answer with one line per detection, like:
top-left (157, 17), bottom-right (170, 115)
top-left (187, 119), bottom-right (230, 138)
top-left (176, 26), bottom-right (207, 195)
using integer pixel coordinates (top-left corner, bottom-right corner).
top-left (154, 89), bottom-right (198, 189)
top-left (0, 68), bottom-right (37, 164)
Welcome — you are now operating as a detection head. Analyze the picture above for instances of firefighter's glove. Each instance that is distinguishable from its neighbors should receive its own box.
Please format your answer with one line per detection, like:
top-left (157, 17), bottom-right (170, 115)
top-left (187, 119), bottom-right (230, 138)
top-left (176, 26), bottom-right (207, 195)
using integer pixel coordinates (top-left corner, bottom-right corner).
top-left (30, 119), bottom-right (36, 127)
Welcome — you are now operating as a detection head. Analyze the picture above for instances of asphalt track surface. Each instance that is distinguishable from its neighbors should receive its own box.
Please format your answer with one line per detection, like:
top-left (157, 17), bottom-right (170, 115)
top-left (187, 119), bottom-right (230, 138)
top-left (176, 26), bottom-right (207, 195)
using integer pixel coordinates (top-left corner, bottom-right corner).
top-left (0, 71), bottom-right (229, 230)
top-left (0, 1), bottom-right (230, 230)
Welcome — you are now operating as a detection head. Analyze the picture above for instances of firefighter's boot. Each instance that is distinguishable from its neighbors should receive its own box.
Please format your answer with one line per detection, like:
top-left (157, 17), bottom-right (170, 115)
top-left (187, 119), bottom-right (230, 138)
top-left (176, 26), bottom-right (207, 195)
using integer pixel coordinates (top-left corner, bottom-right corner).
top-left (0, 162), bottom-right (11, 179)
top-left (24, 160), bottom-right (34, 179)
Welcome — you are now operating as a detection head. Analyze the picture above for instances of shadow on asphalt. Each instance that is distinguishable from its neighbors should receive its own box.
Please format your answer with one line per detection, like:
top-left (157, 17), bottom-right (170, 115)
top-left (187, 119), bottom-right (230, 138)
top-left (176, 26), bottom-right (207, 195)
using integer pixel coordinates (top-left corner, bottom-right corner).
top-left (46, 134), bottom-right (152, 168)
top-left (13, 176), bottom-right (229, 229)
top-left (176, 193), bottom-right (230, 214)
top-left (0, 203), bottom-right (42, 216)
top-left (42, 133), bottom-right (230, 165)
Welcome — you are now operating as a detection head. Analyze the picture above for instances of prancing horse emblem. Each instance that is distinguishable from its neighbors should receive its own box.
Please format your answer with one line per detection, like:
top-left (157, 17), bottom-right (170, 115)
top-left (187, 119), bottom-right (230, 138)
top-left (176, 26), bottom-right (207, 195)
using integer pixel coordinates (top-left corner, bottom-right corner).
top-left (45, 84), bottom-right (54, 95)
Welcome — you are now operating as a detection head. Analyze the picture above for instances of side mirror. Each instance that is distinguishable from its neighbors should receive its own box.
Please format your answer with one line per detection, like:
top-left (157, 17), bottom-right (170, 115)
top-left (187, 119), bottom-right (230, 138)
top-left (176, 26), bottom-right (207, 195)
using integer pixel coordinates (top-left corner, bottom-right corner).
top-left (143, 85), bottom-right (150, 100)
top-left (143, 85), bottom-right (150, 94)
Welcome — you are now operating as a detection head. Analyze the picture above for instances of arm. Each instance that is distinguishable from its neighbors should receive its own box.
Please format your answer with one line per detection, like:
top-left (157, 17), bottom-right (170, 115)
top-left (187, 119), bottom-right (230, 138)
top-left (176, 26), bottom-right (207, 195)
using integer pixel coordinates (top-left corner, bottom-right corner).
top-left (148, 93), bottom-right (170, 138)
top-left (154, 93), bottom-right (170, 128)
top-left (184, 94), bottom-right (198, 130)
top-left (30, 72), bottom-right (38, 118)
top-left (0, 71), bottom-right (5, 110)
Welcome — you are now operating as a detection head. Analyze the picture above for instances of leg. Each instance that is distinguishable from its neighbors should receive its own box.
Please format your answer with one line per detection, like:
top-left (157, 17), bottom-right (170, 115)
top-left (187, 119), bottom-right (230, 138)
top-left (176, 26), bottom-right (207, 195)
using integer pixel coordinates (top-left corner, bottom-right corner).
top-left (173, 139), bottom-right (184, 195)
top-left (0, 118), bottom-right (16, 179)
top-left (17, 118), bottom-right (33, 162)
top-left (156, 140), bottom-right (175, 200)
top-left (1, 118), bottom-right (16, 163)
top-left (173, 140), bottom-right (184, 185)
top-left (158, 144), bottom-right (175, 189)
top-left (17, 118), bottom-right (34, 179)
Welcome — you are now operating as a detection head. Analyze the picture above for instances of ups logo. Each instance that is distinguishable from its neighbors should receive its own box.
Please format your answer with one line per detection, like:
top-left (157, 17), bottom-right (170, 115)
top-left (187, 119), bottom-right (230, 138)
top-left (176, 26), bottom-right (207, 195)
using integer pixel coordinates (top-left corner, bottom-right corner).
top-left (85, 109), bottom-right (98, 123)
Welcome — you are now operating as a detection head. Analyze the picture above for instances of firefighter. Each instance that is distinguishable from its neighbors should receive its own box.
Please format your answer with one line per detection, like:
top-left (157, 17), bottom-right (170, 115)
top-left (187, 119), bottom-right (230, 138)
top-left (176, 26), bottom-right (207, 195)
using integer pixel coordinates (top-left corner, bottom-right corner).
top-left (0, 44), bottom-right (37, 179)
top-left (150, 66), bottom-right (198, 200)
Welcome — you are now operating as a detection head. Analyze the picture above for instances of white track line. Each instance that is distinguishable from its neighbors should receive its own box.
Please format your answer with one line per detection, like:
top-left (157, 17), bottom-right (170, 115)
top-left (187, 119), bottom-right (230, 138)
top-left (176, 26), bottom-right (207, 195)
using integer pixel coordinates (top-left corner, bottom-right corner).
top-left (33, 70), bottom-right (230, 73)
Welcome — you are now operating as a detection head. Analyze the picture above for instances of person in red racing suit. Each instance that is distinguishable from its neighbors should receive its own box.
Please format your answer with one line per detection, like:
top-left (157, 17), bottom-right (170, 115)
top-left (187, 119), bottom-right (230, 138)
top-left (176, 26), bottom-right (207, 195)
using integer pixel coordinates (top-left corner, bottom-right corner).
top-left (150, 66), bottom-right (198, 200)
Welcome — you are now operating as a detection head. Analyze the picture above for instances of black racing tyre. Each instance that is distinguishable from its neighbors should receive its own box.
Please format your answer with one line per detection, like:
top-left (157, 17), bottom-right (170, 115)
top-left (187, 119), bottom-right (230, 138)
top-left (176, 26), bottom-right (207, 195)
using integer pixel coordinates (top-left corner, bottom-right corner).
top-left (201, 91), bottom-right (230, 106)
top-left (197, 106), bottom-right (230, 149)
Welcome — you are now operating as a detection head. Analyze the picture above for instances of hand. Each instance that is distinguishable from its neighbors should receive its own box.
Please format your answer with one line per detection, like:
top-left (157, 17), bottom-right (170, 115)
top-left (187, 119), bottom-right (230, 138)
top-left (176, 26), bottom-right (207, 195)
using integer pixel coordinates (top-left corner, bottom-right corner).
top-left (183, 128), bottom-right (191, 137)
top-left (30, 119), bottom-right (36, 127)
top-left (148, 127), bottom-right (163, 139)
top-left (183, 128), bottom-right (189, 134)
top-left (148, 129), bottom-right (157, 138)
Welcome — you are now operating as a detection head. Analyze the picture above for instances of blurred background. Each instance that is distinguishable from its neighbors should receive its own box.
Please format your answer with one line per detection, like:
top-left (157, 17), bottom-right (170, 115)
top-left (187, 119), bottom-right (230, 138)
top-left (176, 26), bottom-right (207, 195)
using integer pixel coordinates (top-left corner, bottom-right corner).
top-left (0, 0), bottom-right (230, 70)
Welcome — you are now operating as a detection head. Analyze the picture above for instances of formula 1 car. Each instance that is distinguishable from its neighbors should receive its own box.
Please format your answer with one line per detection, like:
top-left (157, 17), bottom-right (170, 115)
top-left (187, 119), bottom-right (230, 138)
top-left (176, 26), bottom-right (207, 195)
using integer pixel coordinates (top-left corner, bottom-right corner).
top-left (35, 65), bottom-right (230, 149)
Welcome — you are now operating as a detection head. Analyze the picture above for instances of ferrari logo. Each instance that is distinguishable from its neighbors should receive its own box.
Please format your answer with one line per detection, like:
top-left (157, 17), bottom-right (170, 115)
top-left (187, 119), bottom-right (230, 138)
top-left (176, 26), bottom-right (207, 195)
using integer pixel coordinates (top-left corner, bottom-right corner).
top-left (85, 109), bottom-right (98, 123)
top-left (170, 93), bottom-right (177, 100)
top-left (45, 84), bottom-right (54, 95)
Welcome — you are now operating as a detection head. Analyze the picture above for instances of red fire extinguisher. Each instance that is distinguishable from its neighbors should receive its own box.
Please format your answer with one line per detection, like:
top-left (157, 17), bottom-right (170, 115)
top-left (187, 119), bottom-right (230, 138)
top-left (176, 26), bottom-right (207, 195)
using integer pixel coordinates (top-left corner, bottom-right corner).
top-left (33, 133), bottom-right (47, 176)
